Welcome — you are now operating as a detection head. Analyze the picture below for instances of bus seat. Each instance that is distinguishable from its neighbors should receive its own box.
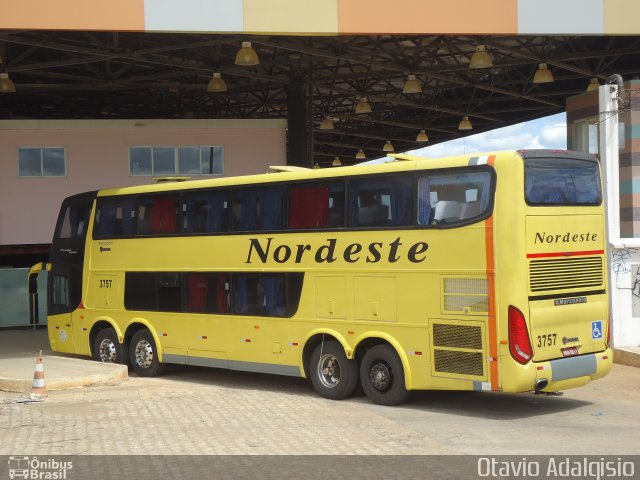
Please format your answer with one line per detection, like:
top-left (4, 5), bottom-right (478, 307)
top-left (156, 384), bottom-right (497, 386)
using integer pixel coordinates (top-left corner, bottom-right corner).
top-left (459, 201), bottom-right (481, 220)
top-left (359, 203), bottom-right (388, 226)
top-left (433, 200), bottom-right (461, 223)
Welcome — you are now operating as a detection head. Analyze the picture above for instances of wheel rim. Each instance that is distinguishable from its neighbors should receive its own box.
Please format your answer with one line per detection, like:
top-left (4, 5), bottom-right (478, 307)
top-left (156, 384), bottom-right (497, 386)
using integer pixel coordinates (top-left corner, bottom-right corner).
top-left (134, 339), bottom-right (154, 369)
top-left (317, 353), bottom-right (341, 389)
top-left (98, 338), bottom-right (117, 363)
top-left (369, 361), bottom-right (393, 393)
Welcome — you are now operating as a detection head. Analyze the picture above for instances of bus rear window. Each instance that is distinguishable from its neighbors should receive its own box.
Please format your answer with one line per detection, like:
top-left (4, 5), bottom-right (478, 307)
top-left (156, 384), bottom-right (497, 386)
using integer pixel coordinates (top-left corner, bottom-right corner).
top-left (525, 158), bottom-right (602, 205)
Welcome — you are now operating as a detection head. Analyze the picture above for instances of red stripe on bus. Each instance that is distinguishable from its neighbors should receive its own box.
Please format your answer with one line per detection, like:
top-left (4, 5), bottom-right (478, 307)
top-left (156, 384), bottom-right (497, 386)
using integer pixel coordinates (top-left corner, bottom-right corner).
top-left (485, 155), bottom-right (499, 391)
top-left (526, 250), bottom-right (604, 259)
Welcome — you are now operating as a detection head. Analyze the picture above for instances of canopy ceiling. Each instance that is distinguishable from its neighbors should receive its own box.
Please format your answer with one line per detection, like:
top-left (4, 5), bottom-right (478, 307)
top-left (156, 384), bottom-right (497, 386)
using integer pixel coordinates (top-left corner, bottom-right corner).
top-left (1, 32), bottom-right (639, 165)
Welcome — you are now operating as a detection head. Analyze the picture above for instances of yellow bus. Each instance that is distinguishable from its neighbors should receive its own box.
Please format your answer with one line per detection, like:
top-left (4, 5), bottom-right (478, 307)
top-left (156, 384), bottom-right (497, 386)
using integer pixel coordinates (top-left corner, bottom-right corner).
top-left (44, 149), bottom-right (612, 405)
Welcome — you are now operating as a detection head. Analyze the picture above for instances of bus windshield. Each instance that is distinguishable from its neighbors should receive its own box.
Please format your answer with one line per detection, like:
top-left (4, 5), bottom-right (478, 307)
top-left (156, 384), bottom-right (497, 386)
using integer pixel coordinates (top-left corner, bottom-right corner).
top-left (524, 157), bottom-right (602, 206)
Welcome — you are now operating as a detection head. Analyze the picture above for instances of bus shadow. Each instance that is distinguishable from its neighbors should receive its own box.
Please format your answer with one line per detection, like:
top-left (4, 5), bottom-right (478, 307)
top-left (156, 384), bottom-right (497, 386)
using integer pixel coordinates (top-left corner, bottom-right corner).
top-left (385, 389), bottom-right (593, 420)
top-left (145, 364), bottom-right (315, 396)
top-left (144, 365), bottom-right (592, 420)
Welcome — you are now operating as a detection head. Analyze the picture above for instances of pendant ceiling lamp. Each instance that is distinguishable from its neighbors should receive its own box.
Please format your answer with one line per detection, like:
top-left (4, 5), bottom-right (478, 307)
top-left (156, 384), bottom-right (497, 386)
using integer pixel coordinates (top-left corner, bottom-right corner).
top-left (319, 116), bottom-right (335, 130)
top-left (355, 97), bottom-right (372, 114)
top-left (207, 72), bottom-right (227, 92)
top-left (533, 63), bottom-right (554, 84)
top-left (402, 74), bottom-right (422, 94)
top-left (235, 41), bottom-right (259, 66)
top-left (586, 77), bottom-right (600, 92)
top-left (458, 116), bottom-right (473, 131)
top-left (469, 45), bottom-right (493, 69)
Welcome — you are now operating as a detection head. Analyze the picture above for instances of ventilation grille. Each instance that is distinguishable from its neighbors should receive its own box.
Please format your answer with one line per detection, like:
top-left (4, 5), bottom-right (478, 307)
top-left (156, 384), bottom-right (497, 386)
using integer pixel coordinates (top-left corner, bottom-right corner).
top-left (434, 351), bottom-right (484, 377)
top-left (443, 277), bottom-right (488, 314)
top-left (529, 256), bottom-right (603, 293)
top-left (433, 323), bottom-right (482, 350)
top-left (432, 323), bottom-right (484, 378)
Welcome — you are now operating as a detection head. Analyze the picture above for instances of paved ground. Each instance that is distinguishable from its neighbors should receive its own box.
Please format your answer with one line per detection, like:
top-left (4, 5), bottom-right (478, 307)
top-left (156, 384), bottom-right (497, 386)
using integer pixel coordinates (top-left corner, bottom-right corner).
top-left (0, 326), bottom-right (638, 474)
top-left (1, 360), bottom-right (639, 456)
top-left (0, 329), bottom-right (127, 392)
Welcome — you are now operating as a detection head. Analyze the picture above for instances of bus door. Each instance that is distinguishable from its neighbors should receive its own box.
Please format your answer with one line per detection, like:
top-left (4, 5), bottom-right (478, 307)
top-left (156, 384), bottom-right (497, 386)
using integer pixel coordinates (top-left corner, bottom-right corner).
top-left (48, 192), bottom-right (95, 353)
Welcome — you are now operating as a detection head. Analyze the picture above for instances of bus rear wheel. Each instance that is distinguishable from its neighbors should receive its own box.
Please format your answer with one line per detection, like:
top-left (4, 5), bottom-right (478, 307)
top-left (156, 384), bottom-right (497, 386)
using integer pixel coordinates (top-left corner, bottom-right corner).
top-left (310, 340), bottom-right (359, 400)
top-left (93, 327), bottom-right (124, 364)
top-left (360, 345), bottom-right (409, 406)
top-left (129, 329), bottom-right (165, 377)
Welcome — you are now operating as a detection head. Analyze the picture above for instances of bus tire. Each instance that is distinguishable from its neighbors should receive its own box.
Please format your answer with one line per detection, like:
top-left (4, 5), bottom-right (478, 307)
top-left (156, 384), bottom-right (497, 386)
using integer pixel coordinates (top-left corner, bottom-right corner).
top-left (129, 329), bottom-right (165, 377)
top-left (309, 340), bottom-right (359, 400)
top-left (360, 345), bottom-right (409, 406)
top-left (93, 327), bottom-right (124, 364)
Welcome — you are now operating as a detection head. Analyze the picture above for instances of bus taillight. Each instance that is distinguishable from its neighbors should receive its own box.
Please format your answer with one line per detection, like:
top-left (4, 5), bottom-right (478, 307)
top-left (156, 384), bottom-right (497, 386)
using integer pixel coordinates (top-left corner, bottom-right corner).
top-left (508, 306), bottom-right (533, 365)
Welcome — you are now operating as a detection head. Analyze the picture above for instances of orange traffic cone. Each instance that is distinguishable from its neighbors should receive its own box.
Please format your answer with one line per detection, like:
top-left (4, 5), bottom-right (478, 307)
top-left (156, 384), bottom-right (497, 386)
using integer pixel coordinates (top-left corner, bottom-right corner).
top-left (30, 351), bottom-right (47, 398)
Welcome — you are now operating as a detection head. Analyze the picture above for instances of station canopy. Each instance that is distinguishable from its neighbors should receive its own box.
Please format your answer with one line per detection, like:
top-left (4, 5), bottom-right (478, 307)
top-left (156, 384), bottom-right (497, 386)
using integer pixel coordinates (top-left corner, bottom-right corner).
top-left (1, 32), bottom-right (640, 165)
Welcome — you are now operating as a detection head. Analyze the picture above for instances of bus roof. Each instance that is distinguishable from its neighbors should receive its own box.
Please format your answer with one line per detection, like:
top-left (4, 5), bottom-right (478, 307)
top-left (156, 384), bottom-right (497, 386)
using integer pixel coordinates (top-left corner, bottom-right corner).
top-left (95, 149), bottom-right (557, 197)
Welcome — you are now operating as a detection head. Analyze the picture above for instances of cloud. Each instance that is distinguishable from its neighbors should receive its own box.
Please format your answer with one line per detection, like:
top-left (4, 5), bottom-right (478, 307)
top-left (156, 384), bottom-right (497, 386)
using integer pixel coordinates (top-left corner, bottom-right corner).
top-left (409, 113), bottom-right (567, 157)
top-left (540, 123), bottom-right (567, 148)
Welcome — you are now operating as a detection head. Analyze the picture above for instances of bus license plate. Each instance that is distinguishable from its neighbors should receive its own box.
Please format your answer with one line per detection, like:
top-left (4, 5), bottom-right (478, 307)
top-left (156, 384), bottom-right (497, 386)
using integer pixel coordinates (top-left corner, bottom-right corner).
top-left (561, 346), bottom-right (579, 357)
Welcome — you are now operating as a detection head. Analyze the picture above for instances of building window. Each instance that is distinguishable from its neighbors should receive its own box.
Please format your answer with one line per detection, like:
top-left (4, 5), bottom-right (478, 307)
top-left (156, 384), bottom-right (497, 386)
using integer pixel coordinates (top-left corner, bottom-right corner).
top-left (178, 146), bottom-right (224, 175)
top-left (18, 147), bottom-right (66, 177)
top-left (129, 146), bottom-right (223, 176)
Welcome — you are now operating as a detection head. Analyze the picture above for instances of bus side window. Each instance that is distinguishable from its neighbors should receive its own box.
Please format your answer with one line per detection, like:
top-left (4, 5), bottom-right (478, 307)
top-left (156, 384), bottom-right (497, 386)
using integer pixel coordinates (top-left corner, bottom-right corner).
top-left (288, 185), bottom-right (329, 229)
top-left (184, 273), bottom-right (230, 313)
top-left (151, 197), bottom-right (178, 234)
top-left (232, 273), bottom-right (298, 317)
top-left (234, 274), bottom-right (261, 315)
top-left (233, 186), bottom-right (284, 231)
top-left (348, 176), bottom-right (412, 227)
top-left (288, 182), bottom-right (344, 229)
top-left (137, 195), bottom-right (179, 235)
top-left (95, 197), bottom-right (136, 237)
top-left (418, 170), bottom-right (492, 226)
top-left (417, 177), bottom-right (432, 225)
top-left (182, 190), bottom-right (229, 233)
top-left (328, 188), bottom-right (345, 228)
top-left (124, 272), bottom-right (158, 311)
top-left (158, 273), bottom-right (181, 311)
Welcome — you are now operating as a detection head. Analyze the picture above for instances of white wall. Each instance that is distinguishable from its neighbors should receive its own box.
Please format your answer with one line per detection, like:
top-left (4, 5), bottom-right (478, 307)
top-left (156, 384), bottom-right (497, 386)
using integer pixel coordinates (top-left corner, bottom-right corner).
top-left (610, 248), bottom-right (640, 347)
top-left (0, 119), bottom-right (287, 245)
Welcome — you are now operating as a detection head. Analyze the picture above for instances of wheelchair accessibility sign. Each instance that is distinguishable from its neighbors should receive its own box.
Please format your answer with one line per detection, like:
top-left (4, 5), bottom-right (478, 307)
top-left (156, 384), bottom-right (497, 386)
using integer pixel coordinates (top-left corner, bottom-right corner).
top-left (592, 320), bottom-right (603, 340)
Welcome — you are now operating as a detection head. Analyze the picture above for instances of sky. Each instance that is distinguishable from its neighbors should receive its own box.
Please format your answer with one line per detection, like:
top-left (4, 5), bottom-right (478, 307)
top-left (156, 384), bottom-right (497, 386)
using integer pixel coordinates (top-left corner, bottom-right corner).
top-left (406, 112), bottom-right (567, 158)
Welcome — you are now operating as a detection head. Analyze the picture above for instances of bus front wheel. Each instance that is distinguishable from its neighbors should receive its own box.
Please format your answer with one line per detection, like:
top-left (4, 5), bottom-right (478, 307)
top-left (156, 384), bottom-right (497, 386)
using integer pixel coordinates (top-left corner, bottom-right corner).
top-left (360, 345), bottom-right (409, 406)
top-left (310, 340), bottom-right (359, 400)
top-left (93, 328), bottom-right (124, 364)
top-left (129, 329), bottom-right (165, 377)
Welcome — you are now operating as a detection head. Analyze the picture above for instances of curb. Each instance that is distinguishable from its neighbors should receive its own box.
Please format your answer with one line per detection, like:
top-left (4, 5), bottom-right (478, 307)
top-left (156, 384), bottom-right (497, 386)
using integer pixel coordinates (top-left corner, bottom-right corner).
top-left (0, 359), bottom-right (129, 393)
top-left (613, 348), bottom-right (640, 368)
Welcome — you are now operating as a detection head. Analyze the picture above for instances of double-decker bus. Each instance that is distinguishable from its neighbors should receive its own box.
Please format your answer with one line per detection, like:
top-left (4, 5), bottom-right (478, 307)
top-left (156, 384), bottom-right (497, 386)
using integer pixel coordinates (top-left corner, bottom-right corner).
top-left (42, 149), bottom-right (612, 405)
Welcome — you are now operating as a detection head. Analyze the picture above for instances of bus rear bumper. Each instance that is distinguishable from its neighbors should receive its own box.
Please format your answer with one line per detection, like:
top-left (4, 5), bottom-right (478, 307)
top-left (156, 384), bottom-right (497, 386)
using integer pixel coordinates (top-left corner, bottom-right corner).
top-left (534, 348), bottom-right (613, 393)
